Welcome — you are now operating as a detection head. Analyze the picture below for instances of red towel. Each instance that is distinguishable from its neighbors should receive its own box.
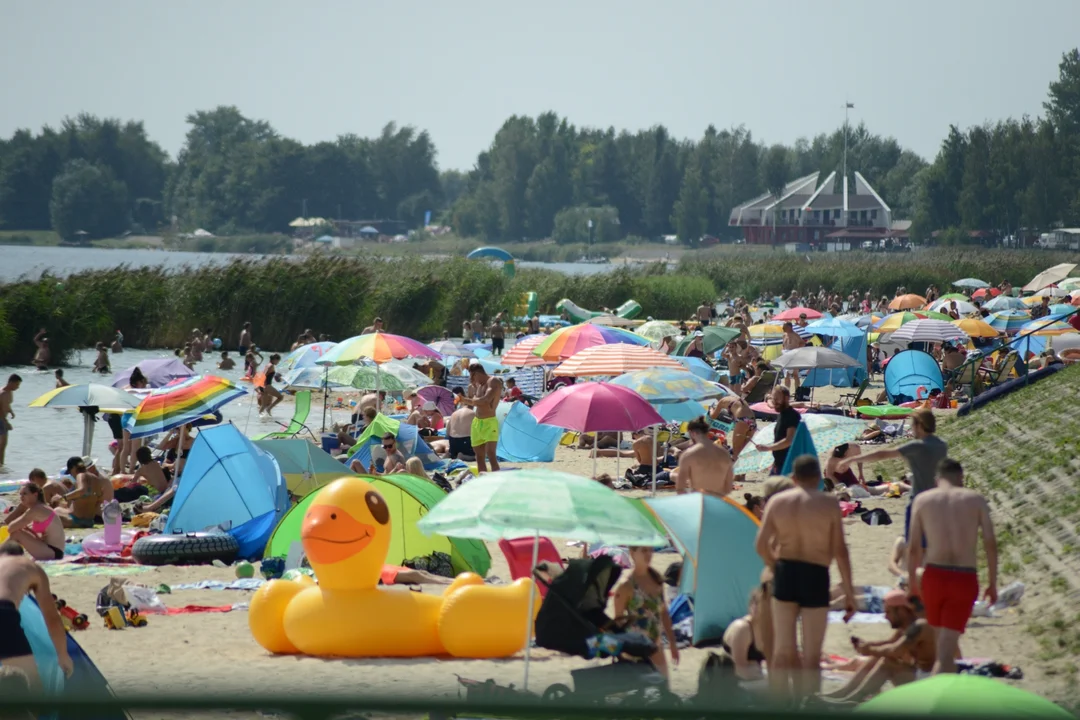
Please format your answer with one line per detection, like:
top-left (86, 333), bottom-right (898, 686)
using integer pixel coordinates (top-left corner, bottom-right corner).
top-left (162, 605), bottom-right (236, 615)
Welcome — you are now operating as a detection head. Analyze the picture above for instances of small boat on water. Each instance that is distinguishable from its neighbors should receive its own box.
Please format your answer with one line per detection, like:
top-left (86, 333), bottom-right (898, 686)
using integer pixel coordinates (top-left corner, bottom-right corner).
top-left (576, 255), bottom-right (609, 264)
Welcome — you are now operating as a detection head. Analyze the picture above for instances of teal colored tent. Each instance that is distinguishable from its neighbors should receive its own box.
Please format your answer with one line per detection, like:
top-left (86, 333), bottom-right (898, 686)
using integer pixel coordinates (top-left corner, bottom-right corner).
top-left (496, 401), bottom-right (563, 462)
top-left (253, 438), bottom-right (353, 496)
top-left (266, 474), bottom-right (491, 576)
top-left (646, 494), bottom-right (763, 646)
top-left (165, 424), bottom-right (287, 558)
top-left (347, 413), bottom-right (441, 471)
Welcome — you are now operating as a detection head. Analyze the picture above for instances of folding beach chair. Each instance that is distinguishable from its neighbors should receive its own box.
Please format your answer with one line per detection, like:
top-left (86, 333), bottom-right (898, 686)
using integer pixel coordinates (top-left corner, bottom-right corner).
top-left (839, 377), bottom-right (871, 411)
top-left (499, 537), bottom-right (564, 598)
top-left (253, 390), bottom-right (316, 441)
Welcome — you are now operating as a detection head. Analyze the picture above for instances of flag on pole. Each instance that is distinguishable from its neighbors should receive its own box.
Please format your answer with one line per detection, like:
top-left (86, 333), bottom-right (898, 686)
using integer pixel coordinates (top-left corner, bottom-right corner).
top-left (846, 102), bottom-right (855, 109)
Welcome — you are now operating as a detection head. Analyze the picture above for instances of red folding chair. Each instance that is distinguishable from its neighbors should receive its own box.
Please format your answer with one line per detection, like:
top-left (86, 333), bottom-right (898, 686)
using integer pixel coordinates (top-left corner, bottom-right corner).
top-left (498, 536), bottom-right (564, 597)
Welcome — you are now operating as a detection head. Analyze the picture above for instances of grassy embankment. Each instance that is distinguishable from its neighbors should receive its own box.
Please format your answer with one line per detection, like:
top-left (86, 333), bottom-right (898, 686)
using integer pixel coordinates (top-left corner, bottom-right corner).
top-left (873, 365), bottom-right (1080, 691)
top-left (0, 255), bottom-right (712, 365)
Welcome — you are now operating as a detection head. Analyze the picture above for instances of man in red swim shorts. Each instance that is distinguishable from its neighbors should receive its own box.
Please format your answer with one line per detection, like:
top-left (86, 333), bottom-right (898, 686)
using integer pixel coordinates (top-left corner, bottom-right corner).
top-left (908, 458), bottom-right (998, 675)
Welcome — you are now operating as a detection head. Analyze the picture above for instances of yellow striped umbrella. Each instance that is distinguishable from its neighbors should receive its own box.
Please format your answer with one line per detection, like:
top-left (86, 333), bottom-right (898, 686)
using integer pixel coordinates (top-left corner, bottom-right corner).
top-left (952, 318), bottom-right (1000, 339)
top-left (552, 344), bottom-right (687, 377)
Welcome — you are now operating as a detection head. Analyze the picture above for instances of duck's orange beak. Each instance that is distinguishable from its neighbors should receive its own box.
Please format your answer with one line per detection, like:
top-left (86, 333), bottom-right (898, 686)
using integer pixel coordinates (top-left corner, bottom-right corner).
top-left (301, 505), bottom-right (376, 565)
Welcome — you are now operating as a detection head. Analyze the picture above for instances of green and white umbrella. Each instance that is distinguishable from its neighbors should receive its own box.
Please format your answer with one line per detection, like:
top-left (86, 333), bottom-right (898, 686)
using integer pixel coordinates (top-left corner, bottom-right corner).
top-left (635, 320), bottom-right (682, 344)
top-left (327, 361), bottom-right (432, 392)
top-left (734, 413), bottom-right (867, 475)
top-left (417, 469), bottom-right (667, 690)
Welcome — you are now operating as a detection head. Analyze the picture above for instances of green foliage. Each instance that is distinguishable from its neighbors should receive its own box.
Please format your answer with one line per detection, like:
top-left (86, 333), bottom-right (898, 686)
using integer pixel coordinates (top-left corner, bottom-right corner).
top-left (49, 159), bottom-right (129, 240)
top-left (551, 206), bottom-right (619, 245)
top-left (681, 246), bottom-right (1080, 298)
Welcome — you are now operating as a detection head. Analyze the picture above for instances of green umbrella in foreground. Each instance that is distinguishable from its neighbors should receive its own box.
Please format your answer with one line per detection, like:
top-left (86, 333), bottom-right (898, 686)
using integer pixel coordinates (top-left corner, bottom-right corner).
top-left (417, 469), bottom-right (667, 546)
top-left (857, 674), bottom-right (1072, 717)
top-left (327, 362), bottom-right (431, 392)
top-left (416, 468), bottom-right (668, 691)
top-left (674, 325), bottom-right (741, 356)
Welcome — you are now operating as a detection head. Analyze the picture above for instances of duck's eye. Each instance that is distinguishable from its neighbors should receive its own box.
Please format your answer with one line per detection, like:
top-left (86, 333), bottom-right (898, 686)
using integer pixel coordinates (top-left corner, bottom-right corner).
top-left (330, 513), bottom-right (337, 520)
top-left (365, 491), bottom-right (389, 525)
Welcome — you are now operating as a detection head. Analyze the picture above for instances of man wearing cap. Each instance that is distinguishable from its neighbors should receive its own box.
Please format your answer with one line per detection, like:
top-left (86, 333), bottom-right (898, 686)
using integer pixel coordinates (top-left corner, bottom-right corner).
top-left (457, 363), bottom-right (502, 473)
top-left (823, 590), bottom-right (937, 703)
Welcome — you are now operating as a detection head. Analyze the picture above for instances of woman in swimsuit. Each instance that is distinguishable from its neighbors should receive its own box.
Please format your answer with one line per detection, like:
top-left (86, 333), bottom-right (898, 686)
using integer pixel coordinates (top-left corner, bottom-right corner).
top-left (258, 354), bottom-right (284, 416)
top-left (721, 586), bottom-right (768, 680)
top-left (824, 442), bottom-right (864, 491)
top-left (612, 546), bottom-right (679, 682)
top-left (2, 484), bottom-right (66, 560)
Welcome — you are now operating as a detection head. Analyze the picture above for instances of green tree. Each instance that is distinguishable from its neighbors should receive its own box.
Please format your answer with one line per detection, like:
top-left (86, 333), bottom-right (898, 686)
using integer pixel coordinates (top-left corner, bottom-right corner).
top-left (49, 159), bottom-right (129, 240)
top-left (672, 152), bottom-right (708, 244)
top-left (552, 205), bottom-right (619, 245)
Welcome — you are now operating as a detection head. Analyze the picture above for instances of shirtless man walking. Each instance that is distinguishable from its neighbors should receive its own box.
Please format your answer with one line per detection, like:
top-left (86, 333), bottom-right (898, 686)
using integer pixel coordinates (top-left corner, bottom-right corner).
top-left (755, 455), bottom-right (856, 704)
top-left (0, 542), bottom-right (73, 690)
top-left (674, 417), bottom-right (733, 497)
top-left (0, 374), bottom-right (19, 468)
top-left (908, 458), bottom-right (997, 675)
top-left (781, 322), bottom-right (804, 392)
top-left (457, 363), bottom-right (502, 473)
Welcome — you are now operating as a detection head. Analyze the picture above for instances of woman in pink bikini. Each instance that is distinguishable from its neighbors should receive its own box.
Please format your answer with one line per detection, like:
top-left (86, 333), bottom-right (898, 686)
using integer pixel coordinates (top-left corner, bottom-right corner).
top-left (1, 483), bottom-right (67, 560)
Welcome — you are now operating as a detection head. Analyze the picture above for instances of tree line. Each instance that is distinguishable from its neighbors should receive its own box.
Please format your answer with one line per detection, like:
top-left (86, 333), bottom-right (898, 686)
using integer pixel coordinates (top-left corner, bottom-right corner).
top-left (0, 49), bottom-right (1077, 244)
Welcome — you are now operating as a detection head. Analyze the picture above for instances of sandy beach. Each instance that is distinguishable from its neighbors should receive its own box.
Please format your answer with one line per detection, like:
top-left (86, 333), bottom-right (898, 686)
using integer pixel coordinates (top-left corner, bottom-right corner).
top-left (29, 384), bottom-right (1057, 710)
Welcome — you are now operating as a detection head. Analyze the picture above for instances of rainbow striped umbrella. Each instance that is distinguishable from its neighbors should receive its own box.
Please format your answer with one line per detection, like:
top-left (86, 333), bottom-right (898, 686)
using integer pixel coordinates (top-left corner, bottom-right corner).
top-left (315, 333), bottom-right (441, 366)
top-left (532, 323), bottom-right (649, 362)
top-left (872, 311), bottom-right (951, 333)
top-left (126, 375), bottom-right (247, 439)
top-left (1018, 319), bottom-right (1078, 337)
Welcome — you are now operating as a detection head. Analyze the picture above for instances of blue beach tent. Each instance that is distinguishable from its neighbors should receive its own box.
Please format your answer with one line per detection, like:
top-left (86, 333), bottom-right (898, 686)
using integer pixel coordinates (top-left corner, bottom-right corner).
top-left (883, 350), bottom-right (943, 404)
top-left (645, 494), bottom-right (764, 646)
top-left (496, 401), bottom-right (563, 462)
top-left (164, 424), bottom-right (287, 558)
top-left (803, 333), bottom-right (868, 389)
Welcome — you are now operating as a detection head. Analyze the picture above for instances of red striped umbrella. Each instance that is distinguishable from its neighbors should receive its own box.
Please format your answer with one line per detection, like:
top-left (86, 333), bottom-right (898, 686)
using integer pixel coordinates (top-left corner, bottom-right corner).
top-left (500, 335), bottom-right (549, 367)
top-left (552, 344), bottom-right (686, 377)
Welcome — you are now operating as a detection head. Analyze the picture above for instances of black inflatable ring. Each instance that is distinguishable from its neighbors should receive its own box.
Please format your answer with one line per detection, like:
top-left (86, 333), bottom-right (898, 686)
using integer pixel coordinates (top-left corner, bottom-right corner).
top-left (131, 532), bottom-right (240, 566)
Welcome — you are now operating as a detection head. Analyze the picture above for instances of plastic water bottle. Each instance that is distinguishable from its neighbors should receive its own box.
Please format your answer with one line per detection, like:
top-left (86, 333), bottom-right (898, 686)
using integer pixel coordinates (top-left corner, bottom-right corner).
top-left (102, 500), bottom-right (122, 546)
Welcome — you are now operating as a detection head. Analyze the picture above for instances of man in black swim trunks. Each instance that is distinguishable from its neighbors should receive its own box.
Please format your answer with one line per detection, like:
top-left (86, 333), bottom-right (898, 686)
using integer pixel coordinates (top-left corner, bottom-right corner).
top-left (0, 542), bottom-right (73, 690)
top-left (755, 455), bottom-right (856, 705)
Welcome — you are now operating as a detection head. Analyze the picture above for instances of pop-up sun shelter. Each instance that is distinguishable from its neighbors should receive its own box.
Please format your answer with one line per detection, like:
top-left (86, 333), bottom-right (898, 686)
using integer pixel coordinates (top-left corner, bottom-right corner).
top-left (347, 413), bottom-right (441, 471)
top-left (266, 473), bottom-right (491, 576)
top-left (645, 493), bottom-right (763, 646)
top-left (253, 438), bottom-right (351, 496)
top-left (164, 424), bottom-right (287, 559)
top-left (883, 349), bottom-right (944, 404)
top-left (496, 401), bottom-right (563, 462)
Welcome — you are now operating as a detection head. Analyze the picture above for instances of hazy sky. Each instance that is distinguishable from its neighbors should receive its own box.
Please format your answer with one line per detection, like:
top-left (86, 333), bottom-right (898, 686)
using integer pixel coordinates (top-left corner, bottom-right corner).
top-left (3, 1), bottom-right (1078, 170)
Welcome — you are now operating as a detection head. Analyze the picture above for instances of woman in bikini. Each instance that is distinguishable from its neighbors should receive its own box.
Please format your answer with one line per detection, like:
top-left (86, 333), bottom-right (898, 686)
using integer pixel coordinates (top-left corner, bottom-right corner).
top-left (721, 586), bottom-right (768, 680)
top-left (824, 443), bottom-right (865, 491)
top-left (2, 484), bottom-right (67, 560)
top-left (612, 546), bottom-right (679, 682)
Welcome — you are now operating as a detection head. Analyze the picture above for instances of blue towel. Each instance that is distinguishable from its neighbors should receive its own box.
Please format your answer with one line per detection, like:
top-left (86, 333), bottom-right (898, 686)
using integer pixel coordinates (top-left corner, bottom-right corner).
top-left (779, 421), bottom-right (821, 488)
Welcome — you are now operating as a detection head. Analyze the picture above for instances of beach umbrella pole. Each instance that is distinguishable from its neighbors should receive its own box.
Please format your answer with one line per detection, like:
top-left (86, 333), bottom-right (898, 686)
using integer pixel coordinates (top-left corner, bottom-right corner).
top-left (522, 531), bottom-right (540, 691)
top-left (615, 432), bottom-right (621, 482)
top-left (651, 425), bottom-right (658, 496)
top-left (81, 408), bottom-right (94, 457)
top-left (321, 365), bottom-right (329, 432)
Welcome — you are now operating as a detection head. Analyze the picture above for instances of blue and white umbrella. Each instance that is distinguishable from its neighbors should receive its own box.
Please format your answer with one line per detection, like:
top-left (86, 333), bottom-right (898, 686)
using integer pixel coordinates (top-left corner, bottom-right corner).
top-left (954, 278), bottom-right (990, 289)
top-left (804, 317), bottom-right (866, 338)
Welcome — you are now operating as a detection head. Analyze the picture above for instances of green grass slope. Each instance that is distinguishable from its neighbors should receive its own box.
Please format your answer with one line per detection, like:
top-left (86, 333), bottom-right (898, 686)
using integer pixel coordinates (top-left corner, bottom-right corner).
top-left (892, 365), bottom-right (1080, 684)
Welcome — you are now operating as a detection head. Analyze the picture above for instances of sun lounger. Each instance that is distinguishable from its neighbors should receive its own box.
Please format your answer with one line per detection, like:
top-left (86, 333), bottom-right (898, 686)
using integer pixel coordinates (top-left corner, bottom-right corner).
top-left (252, 391), bottom-right (316, 441)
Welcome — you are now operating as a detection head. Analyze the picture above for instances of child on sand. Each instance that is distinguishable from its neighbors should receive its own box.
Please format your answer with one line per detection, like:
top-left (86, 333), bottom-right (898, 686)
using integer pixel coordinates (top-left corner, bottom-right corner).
top-left (612, 546), bottom-right (679, 681)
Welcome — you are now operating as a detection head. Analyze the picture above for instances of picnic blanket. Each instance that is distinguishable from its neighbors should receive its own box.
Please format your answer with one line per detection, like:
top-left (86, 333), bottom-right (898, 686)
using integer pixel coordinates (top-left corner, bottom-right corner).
top-left (43, 564), bottom-right (150, 577)
top-left (170, 579), bottom-right (265, 592)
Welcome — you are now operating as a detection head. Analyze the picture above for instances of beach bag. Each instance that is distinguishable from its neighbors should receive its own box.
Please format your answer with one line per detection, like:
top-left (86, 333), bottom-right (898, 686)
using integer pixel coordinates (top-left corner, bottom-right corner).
top-left (404, 551), bottom-right (454, 579)
top-left (860, 508), bottom-right (892, 526)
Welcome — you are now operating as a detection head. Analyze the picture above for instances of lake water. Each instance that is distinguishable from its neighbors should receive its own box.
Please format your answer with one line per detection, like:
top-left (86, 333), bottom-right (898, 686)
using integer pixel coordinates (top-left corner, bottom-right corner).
top-left (0, 246), bottom-right (620, 282)
top-left (0, 348), bottom-right (328, 482)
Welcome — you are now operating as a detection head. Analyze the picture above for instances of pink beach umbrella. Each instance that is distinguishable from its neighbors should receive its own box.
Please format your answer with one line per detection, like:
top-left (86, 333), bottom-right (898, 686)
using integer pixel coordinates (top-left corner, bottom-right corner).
top-left (416, 385), bottom-right (455, 416)
top-left (773, 306), bottom-right (823, 321)
top-left (531, 382), bottom-right (665, 478)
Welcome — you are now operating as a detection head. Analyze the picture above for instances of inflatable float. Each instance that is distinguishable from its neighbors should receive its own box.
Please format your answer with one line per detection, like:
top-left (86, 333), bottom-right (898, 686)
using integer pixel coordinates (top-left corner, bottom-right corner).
top-left (556, 298), bottom-right (642, 324)
top-left (957, 362), bottom-right (1064, 417)
top-left (249, 477), bottom-right (536, 659)
top-left (466, 246), bottom-right (516, 278)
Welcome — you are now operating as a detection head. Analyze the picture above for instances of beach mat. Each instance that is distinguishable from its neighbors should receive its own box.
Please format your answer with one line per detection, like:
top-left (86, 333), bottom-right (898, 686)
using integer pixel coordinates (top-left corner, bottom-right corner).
top-left (44, 564), bottom-right (150, 577)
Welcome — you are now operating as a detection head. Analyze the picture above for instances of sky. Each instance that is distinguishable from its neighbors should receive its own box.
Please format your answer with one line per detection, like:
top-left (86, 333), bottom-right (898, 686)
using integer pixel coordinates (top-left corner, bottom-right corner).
top-left (3, 1), bottom-right (1079, 171)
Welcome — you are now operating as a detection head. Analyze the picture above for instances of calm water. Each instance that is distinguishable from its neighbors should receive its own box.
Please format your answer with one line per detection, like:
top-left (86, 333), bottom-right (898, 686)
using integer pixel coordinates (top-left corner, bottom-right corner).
top-left (0, 348), bottom-right (320, 482)
top-left (0, 246), bottom-right (618, 282)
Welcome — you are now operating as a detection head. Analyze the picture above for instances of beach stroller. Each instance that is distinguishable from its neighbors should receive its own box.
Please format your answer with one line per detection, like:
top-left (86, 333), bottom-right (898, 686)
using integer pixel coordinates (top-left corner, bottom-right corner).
top-left (533, 555), bottom-right (672, 705)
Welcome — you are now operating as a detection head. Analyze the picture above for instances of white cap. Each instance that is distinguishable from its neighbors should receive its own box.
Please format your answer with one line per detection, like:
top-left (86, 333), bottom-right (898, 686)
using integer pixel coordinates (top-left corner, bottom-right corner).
top-left (421, 400), bottom-right (438, 411)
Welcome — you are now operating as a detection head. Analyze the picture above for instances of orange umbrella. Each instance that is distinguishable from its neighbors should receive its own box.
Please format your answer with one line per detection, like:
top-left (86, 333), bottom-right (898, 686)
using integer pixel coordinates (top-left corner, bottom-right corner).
top-left (889, 294), bottom-right (928, 311)
top-left (552, 344), bottom-right (687, 377)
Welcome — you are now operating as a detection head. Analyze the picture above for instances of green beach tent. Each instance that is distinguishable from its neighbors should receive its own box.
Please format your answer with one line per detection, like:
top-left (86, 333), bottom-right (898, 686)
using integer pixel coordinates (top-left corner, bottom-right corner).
top-left (265, 473), bottom-right (491, 576)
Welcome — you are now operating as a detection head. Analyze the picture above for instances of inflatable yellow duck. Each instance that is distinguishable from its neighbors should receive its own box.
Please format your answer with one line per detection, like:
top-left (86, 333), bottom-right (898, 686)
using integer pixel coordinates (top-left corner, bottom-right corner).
top-left (249, 476), bottom-right (536, 658)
